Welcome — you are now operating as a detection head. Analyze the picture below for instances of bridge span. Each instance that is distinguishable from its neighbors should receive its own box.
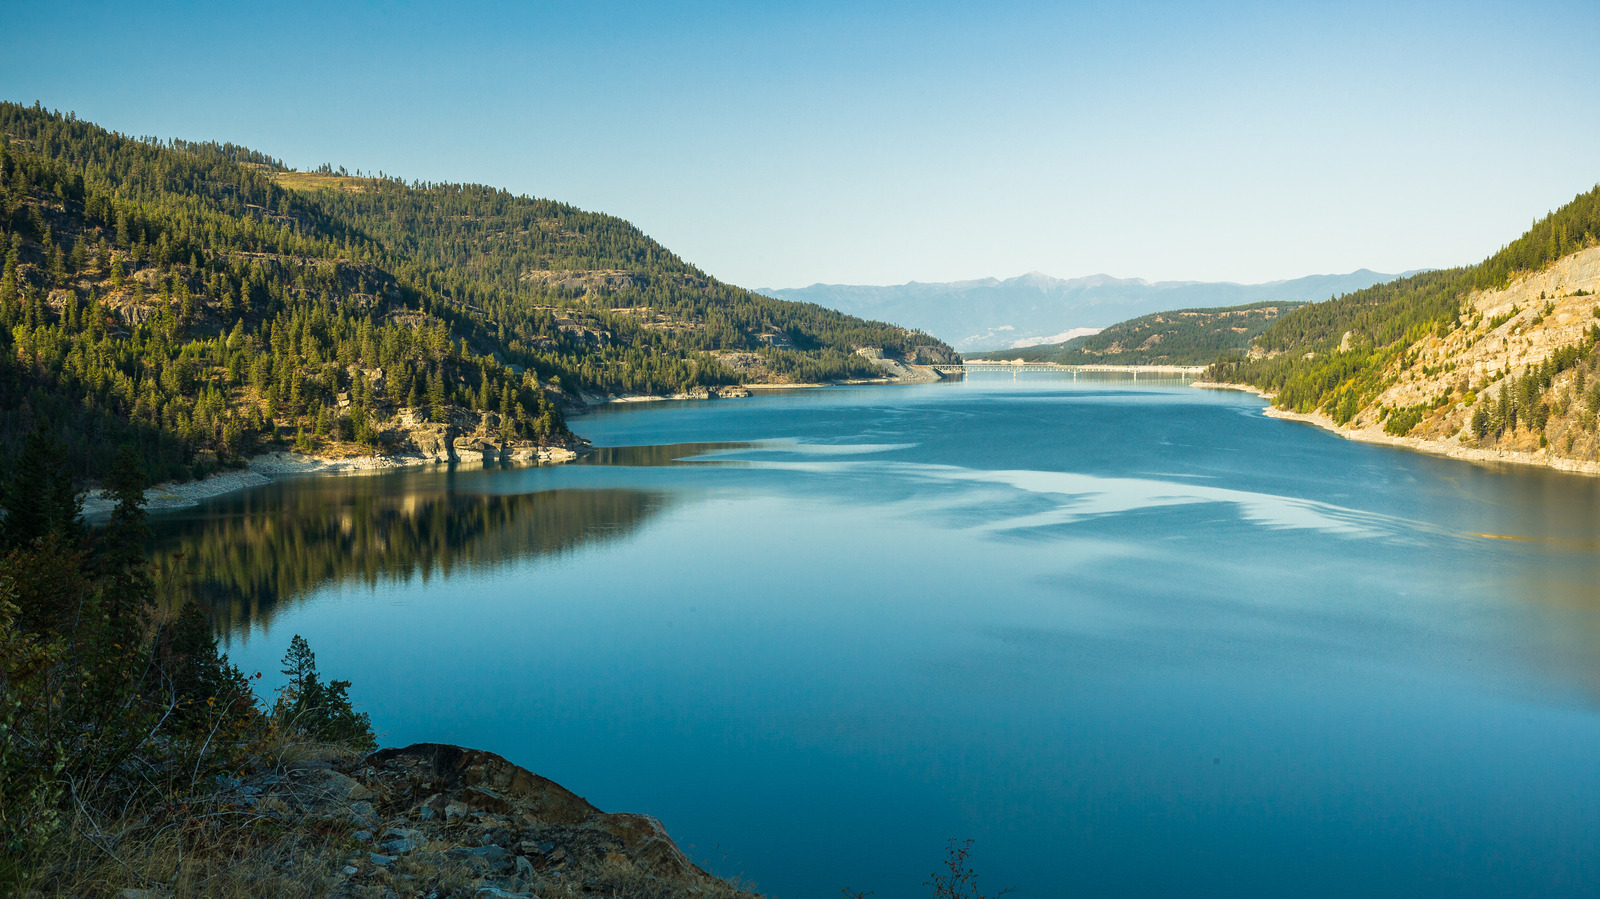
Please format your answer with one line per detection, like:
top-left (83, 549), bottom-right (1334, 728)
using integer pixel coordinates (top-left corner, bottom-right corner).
top-left (960, 361), bottom-right (1206, 376)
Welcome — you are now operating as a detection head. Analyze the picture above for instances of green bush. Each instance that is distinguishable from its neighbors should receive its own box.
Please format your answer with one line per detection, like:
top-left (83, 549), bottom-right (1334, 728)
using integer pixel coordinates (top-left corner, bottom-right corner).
top-left (1385, 406), bottom-right (1426, 437)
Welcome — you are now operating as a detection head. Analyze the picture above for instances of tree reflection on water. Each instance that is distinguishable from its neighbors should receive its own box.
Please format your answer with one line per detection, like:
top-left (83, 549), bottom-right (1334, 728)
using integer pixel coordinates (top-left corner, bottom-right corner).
top-left (149, 477), bottom-right (666, 639)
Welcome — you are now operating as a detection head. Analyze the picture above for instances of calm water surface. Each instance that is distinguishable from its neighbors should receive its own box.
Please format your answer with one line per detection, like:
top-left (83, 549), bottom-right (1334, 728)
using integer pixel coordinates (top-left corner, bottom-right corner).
top-left (150, 374), bottom-right (1600, 898)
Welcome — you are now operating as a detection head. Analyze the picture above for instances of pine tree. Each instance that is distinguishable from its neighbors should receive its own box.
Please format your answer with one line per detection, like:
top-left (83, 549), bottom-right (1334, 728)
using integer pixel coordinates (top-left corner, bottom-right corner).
top-left (274, 634), bottom-right (375, 750)
top-left (427, 369), bottom-right (447, 422)
top-left (0, 429), bottom-right (83, 552)
top-left (96, 446), bottom-right (152, 642)
top-left (0, 235), bottom-right (20, 308)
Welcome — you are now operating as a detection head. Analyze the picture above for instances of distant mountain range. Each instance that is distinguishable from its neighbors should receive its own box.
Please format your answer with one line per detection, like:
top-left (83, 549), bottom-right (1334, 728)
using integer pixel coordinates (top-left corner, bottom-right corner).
top-left (758, 269), bottom-right (1418, 352)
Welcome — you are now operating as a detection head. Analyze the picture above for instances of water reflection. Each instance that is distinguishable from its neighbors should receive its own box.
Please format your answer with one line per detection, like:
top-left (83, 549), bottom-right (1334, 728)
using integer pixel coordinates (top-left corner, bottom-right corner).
top-left (151, 477), bottom-right (667, 636)
top-left (578, 441), bottom-right (749, 467)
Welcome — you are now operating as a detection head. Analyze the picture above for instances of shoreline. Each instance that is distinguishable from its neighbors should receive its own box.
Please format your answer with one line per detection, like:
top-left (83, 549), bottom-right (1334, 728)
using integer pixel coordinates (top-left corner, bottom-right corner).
top-left (81, 445), bottom-right (582, 518)
top-left (98, 366), bottom-right (1599, 518)
top-left (579, 364), bottom-right (954, 405)
top-left (1190, 379), bottom-right (1271, 398)
top-left (1197, 381), bottom-right (1600, 478)
top-left (82, 367), bottom-right (954, 516)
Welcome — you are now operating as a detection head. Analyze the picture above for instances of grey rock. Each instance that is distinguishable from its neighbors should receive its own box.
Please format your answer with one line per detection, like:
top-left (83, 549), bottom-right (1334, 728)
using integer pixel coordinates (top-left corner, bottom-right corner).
top-left (447, 843), bottom-right (512, 873)
top-left (341, 865), bottom-right (359, 875)
top-left (288, 758), bottom-right (334, 771)
top-left (380, 828), bottom-right (424, 853)
top-left (417, 792), bottom-right (448, 821)
top-left (368, 852), bottom-right (396, 868)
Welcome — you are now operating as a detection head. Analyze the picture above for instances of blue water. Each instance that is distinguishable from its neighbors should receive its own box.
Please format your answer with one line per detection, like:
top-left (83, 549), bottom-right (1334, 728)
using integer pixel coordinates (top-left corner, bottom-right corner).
top-left (153, 374), bottom-right (1600, 897)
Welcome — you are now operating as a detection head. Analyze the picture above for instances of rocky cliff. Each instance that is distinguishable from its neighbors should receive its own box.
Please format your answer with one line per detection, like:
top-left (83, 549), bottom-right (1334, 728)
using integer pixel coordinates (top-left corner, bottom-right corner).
top-left (383, 407), bottom-right (583, 465)
top-left (1229, 245), bottom-right (1600, 473)
top-left (190, 742), bottom-right (758, 899)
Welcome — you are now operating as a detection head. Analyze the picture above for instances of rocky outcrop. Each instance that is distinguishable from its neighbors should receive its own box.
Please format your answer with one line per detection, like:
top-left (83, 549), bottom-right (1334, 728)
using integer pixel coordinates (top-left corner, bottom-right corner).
top-left (79, 406), bottom-right (588, 518)
top-left (387, 408), bottom-right (581, 464)
top-left (213, 742), bottom-right (756, 899)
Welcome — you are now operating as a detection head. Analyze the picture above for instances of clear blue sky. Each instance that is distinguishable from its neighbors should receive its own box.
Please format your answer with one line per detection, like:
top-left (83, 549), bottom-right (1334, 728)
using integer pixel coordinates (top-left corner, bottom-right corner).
top-left (4, 1), bottom-right (1597, 288)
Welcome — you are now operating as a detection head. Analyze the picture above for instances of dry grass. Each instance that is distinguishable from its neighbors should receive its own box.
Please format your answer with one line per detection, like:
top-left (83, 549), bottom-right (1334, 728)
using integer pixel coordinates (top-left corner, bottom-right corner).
top-left (25, 800), bottom-right (349, 898)
top-left (272, 172), bottom-right (376, 193)
top-left (18, 735), bottom-right (362, 899)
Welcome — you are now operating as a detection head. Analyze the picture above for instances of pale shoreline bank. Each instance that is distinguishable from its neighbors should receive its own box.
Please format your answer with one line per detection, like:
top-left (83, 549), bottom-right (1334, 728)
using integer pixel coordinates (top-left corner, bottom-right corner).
top-left (1194, 381), bottom-right (1600, 478)
top-left (81, 446), bottom-right (581, 518)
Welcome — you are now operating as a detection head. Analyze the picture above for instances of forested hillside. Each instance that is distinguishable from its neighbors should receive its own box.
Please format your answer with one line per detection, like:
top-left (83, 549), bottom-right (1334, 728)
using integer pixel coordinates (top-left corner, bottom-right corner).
top-left (966, 301), bottom-right (1302, 365)
top-left (0, 102), bottom-right (951, 484)
top-left (1208, 186), bottom-right (1600, 463)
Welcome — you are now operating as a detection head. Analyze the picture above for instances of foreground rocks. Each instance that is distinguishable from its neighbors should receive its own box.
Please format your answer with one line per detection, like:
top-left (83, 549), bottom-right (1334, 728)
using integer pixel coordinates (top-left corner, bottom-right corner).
top-left (209, 743), bottom-right (759, 899)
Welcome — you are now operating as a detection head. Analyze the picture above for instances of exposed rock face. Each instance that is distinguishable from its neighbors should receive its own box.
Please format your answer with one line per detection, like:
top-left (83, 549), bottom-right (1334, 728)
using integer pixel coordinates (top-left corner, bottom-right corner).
top-left (387, 408), bottom-right (580, 464)
top-left (218, 742), bottom-right (756, 899)
top-left (1319, 245), bottom-right (1600, 464)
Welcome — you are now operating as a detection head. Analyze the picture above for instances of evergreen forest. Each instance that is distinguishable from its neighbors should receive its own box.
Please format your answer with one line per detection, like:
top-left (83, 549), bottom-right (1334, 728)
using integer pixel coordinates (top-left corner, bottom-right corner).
top-left (0, 102), bottom-right (951, 485)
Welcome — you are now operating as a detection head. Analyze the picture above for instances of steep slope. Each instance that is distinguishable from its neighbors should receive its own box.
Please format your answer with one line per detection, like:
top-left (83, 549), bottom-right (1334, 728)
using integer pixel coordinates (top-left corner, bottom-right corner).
top-left (966, 301), bottom-right (1302, 366)
top-left (761, 269), bottom-right (1407, 352)
top-left (0, 103), bottom-right (952, 483)
top-left (1208, 186), bottom-right (1600, 471)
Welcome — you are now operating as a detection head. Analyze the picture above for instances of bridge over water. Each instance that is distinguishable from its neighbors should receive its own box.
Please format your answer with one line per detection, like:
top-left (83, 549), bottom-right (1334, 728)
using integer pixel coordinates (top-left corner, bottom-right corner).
top-left (960, 361), bottom-right (1206, 376)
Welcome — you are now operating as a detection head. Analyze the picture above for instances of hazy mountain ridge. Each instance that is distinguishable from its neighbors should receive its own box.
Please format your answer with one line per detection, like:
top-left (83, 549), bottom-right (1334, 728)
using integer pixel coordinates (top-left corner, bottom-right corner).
top-left (759, 269), bottom-right (1415, 351)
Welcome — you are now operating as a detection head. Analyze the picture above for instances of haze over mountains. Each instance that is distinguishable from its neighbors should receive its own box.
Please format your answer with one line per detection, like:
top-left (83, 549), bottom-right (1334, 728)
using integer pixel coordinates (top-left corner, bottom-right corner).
top-left (759, 269), bottom-right (1417, 352)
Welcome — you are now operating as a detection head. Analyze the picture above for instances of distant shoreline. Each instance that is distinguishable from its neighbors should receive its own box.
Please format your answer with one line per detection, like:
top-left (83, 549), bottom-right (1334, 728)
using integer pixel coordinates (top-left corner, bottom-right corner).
top-left (964, 361), bottom-right (1206, 375)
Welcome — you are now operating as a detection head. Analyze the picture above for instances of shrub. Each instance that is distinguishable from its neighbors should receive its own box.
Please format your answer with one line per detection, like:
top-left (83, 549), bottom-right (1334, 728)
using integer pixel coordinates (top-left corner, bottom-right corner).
top-left (925, 839), bottom-right (1013, 899)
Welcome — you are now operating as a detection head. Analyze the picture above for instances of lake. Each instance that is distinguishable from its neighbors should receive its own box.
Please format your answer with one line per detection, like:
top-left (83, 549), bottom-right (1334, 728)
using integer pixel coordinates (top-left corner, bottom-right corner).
top-left (149, 373), bottom-right (1600, 898)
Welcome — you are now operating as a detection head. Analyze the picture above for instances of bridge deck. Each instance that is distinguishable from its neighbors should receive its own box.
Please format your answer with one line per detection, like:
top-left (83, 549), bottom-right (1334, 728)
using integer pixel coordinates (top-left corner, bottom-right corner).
top-left (961, 362), bottom-right (1204, 375)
